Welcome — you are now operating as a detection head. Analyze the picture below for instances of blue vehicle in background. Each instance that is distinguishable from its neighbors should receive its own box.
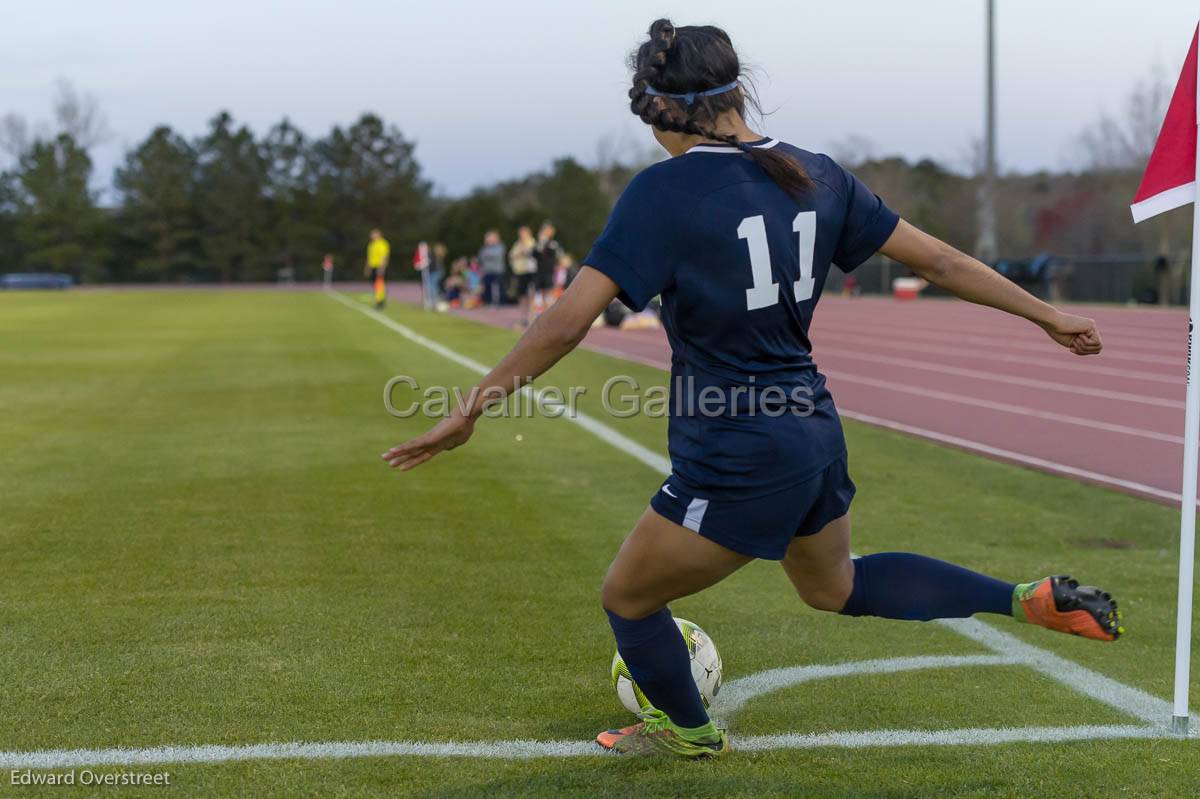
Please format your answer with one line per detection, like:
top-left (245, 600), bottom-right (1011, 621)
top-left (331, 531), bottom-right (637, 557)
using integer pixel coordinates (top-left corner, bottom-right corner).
top-left (0, 273), bottom-right (74, 290)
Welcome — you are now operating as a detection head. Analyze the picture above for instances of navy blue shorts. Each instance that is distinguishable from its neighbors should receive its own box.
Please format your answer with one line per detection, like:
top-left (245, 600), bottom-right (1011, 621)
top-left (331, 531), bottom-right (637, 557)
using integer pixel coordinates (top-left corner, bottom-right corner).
top-left (649, 456), bottom-right (856, 560)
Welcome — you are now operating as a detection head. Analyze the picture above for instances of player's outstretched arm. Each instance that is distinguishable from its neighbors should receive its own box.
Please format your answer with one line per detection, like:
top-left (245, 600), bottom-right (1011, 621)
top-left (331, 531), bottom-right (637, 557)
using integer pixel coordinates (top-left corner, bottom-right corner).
top-left (382, 266), bottom-right (620, 471)
top-left (879, 219), bottom-right (1102, 356)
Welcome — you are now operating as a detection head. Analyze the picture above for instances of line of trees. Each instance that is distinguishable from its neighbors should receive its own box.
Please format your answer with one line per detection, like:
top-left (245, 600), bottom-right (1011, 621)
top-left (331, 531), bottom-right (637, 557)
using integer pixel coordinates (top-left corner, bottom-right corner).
top-left (0, 84), bottom-right (633, 284)
top-left (0, 87), bottom-right (438, 282)
top-left (0, 78), bottom-right (1188, 290)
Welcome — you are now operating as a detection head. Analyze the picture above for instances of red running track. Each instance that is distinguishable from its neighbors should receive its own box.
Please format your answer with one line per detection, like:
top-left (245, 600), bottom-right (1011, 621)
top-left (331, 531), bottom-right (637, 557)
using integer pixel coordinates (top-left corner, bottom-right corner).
top-left (391, 284), bottom-right (1189, 505)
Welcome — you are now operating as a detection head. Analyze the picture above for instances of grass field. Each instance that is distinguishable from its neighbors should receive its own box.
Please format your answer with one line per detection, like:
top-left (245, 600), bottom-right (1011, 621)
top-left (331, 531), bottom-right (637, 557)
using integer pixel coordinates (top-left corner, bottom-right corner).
top-left (1, 287), bottom-right (1197, 798)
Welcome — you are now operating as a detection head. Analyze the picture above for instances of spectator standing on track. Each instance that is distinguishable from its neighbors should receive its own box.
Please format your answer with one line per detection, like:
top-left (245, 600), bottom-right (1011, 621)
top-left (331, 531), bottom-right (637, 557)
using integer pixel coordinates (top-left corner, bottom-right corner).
top-left (478, 230), bottom-right (507, 307)
top-left (364, 229), bottom-right (390, 309)
top-left (322, 253), bottom-right (334, 288)
top-left (555, 252), bottom-right (576, 296)
top-left (509, 225), bottom-right (538, 327)
top-left (533, 221), bottom-right (562, 311)
top-left (429, 243), bottom-right (449, 303)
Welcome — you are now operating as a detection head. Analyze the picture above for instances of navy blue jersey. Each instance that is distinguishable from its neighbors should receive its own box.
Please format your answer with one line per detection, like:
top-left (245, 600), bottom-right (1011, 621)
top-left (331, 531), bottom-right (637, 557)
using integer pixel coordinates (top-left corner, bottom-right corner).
top-left (584, 138), bottom-right (899, 499)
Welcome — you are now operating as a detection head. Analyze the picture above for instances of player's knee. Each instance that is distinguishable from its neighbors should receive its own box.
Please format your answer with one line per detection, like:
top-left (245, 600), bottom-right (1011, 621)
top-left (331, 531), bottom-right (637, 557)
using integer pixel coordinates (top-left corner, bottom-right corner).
top-left (799, 585), bottom-right (848, 613)
top-left (795, 566), bottom-right (854, 613)
top-left (600, 575), bottom-right (655, 620)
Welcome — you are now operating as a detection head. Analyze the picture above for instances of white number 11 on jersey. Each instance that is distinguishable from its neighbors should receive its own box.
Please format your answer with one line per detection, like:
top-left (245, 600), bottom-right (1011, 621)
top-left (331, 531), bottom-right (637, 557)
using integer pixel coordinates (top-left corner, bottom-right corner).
top-left (737, 211), bottom-right (816, 311)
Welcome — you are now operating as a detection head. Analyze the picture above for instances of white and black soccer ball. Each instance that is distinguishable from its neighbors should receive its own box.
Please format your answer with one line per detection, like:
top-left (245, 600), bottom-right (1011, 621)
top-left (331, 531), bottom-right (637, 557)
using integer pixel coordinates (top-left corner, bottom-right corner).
top-left (610, 617), bottom-right (722, 717)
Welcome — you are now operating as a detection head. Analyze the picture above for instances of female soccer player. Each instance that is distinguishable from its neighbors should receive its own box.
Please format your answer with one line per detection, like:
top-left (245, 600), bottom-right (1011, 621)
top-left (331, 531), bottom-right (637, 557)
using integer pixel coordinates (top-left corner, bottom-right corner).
top-left (383, 20), bottom-right (1121, 758)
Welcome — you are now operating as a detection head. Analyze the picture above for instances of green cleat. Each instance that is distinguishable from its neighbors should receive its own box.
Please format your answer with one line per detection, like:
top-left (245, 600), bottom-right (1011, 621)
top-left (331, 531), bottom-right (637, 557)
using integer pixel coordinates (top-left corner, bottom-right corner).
top-left (596, 712), bottom-right (730, 759)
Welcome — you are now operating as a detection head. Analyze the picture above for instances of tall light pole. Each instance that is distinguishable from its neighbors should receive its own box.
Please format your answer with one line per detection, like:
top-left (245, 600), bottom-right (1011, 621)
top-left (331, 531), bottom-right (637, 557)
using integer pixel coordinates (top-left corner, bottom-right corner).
top-left (976, 0), bottom-right (999, 263)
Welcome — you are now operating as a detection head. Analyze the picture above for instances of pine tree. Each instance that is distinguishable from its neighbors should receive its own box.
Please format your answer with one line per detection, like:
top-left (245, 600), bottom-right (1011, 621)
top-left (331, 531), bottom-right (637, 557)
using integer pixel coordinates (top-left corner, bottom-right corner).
top-left (193, 112), bottom-right (269, 281)
top-left (312, 114), bottom-right (432, 278)
top-left (114, 126), bottom-right (199, 281)
top-left (8, 133), bottom-right (108, 281)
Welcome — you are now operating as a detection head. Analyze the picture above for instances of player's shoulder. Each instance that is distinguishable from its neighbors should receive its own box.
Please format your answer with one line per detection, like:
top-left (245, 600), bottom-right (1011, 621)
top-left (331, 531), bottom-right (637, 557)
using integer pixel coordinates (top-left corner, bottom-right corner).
top-left (612, 158), bottom-right (700, 217)
top-left (624, 156), bottom-right (692, 192)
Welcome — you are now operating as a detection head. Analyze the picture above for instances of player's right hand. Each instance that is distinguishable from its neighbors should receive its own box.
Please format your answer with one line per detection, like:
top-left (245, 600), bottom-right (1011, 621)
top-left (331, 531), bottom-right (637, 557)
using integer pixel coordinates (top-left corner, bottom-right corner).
top-left (1039, 311), bottom-right (1102, 356)
top-left (382, 411), bottom-right (475, 471)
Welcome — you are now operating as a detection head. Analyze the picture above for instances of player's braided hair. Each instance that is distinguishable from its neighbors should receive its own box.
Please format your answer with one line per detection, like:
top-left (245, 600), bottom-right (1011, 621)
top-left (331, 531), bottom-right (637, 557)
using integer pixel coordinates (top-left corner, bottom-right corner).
top-left (629, 19), bottom-right (812, 200)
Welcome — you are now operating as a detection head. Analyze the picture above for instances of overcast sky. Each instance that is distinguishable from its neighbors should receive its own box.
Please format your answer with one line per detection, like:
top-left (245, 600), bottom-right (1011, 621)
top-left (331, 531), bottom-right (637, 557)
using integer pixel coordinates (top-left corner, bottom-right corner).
top-left (2, 0), bottom-right (1196, 197)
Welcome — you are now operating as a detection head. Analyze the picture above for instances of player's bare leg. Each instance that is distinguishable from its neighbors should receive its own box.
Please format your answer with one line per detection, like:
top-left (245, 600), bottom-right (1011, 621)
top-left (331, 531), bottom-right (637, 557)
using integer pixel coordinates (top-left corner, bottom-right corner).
top-left (597, 507), bottom-right (749, 757)
top-left (601, 506), bottom-right (752, 620)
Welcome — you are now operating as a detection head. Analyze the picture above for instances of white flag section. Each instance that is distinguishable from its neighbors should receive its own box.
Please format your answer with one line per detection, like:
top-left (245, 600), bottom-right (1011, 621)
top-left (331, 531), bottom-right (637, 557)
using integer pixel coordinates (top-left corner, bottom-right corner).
top-left (1131, 24), bottom-right (1200, 737)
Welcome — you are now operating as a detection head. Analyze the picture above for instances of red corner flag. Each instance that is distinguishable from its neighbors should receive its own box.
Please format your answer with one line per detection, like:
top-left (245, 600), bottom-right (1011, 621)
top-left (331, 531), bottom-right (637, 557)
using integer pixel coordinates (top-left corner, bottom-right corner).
top-left (1132, 26), bottom-right (1199, 223)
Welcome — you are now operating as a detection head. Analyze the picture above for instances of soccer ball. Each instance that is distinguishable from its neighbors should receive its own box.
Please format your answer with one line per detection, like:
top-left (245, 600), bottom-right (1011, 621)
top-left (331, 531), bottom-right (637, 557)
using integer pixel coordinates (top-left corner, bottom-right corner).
top-left (611, 617), bottom-right (722, 716)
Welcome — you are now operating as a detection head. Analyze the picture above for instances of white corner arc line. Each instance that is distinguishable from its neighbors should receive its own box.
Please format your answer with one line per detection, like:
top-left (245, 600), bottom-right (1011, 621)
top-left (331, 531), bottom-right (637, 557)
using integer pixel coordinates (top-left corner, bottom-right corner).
top-left (714, 654), bottom-right (1018, 719)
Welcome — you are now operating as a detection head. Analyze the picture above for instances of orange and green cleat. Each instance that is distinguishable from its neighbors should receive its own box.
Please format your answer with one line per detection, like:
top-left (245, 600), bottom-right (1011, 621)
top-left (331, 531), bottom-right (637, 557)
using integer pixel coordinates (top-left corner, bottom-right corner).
top-left (595, 713), bottom-right (730, 759)
top-left (1013, 575), bottom-right (1123, 641)
top-left (595, 722), bottom-right (643, 751)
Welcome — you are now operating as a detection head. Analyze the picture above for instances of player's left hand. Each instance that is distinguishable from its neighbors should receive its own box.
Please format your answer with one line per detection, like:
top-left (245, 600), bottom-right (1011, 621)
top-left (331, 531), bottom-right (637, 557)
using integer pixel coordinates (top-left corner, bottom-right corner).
top-left (1039, 311), bottom-right (1102, 356)
top-left (382, 412), bottom-right (475, 471)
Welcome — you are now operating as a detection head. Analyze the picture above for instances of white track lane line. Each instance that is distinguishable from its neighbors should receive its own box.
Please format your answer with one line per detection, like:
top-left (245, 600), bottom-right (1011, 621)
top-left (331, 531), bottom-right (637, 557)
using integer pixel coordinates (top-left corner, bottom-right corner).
top-left (818, 347), bottom-right (1183, 409)
top-left (816, 321), bottom-right (1183, 366)
top-left (577, 348), bottom-right (1189, 502)
top-left (838, 411), bottom-right (1189, 505)
top-left (581, 344), bottom-right (1182, 446)
top-left (6, 292), bottom-right (1182, 771)
top-left (815, 332), bottom-right (1181, 386)
top-left (819, 314), bottom-right (1183, 355)
top-left (824, 370), bottom-right (1182, 444)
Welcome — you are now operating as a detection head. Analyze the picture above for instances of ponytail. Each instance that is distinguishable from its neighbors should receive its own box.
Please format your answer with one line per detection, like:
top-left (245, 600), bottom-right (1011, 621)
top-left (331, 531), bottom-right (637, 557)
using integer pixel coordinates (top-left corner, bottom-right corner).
top-left (628, 18), bottom-right (813, 202)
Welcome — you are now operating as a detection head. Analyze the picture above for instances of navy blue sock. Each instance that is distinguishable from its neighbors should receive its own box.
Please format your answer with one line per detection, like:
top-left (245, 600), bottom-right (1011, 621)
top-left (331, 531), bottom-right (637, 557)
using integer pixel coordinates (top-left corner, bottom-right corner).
top-left (839, 553), bottom-right (1015, 620)
top-left (605, 607), bottom-right (709, 728)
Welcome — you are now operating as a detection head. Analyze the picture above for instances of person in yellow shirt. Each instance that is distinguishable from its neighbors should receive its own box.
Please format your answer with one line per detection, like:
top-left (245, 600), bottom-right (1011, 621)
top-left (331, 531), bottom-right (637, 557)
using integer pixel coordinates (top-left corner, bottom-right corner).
top-left (365, 229), bottom-right (390, 309)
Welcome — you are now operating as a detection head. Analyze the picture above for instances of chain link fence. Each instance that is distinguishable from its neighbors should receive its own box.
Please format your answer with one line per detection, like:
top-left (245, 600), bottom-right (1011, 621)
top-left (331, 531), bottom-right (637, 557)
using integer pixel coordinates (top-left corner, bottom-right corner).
top-left (824, 253), bottom-right (1188, 306)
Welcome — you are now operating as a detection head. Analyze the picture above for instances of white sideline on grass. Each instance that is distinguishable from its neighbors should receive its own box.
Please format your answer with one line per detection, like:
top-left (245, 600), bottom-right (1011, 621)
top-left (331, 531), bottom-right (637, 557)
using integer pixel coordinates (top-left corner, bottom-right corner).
top-left (2, 292), bottom-right (1187, 772)
top-left (0, 725), bottom-right (1164, 770)
top-left (327, 291), bottom-right (671, 474)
